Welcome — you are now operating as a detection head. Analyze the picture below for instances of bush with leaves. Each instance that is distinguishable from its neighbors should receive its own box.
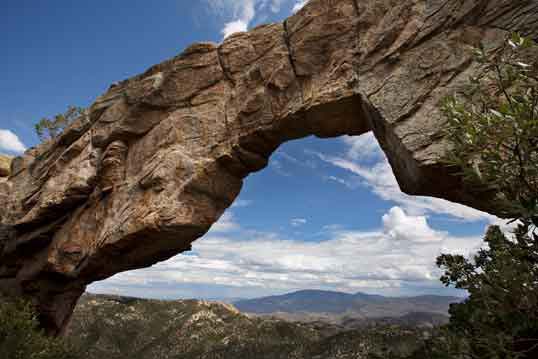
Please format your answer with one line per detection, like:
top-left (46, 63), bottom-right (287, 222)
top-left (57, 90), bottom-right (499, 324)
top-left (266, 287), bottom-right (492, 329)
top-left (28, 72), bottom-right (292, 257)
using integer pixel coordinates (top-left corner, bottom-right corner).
top-left (433, 33), bottom-right (538, 359)
top-left (34, 106), bottom-right (85, 141)
top-left (442, 33), bottom-right (538, 219)
top-left (0, 299), bottom-right (76, 359)
top-left (436, 225), bottom-right (538, 358)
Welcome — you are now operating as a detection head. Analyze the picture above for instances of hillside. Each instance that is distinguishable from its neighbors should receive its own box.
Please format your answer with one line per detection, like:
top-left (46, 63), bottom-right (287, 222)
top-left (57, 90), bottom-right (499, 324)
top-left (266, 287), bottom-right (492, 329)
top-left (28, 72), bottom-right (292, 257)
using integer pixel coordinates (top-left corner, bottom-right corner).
top-left (66, 294), bottom-right (432, 359)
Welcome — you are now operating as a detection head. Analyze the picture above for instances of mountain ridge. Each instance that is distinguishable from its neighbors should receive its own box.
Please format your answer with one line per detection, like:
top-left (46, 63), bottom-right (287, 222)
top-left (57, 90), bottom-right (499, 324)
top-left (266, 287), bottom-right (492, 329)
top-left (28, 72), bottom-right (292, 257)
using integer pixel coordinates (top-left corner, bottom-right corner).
top-left (233, 289), bottom-right (460, 320)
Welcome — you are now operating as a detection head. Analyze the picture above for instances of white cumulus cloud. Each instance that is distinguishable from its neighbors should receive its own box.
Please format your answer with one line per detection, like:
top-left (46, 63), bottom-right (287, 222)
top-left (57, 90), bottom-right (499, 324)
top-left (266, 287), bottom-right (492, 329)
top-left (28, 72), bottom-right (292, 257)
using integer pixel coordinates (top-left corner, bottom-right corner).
top-left (383, 207), bottom-right (445, 243)
top-left (90, 206), bottom-right (482, 299)
top-left (0, 129), bottom-right (26, 154)
top-left (205, 0), bottom-right (310, 38)
top-left (222, 19), bottom-right (250, 38)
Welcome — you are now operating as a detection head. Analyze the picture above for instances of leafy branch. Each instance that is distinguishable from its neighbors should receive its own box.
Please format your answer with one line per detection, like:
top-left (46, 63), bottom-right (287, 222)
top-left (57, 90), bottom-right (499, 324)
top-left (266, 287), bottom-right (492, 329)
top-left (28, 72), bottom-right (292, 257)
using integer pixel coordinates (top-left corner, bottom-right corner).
top-left (35, 106), bottom-right (85, 141)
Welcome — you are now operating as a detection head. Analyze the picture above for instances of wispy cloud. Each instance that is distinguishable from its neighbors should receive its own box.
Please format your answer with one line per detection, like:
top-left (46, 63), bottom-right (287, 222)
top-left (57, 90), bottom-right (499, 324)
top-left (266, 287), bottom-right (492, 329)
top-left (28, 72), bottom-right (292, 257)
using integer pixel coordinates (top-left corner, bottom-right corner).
top-left (0, 129), bottom-right (26, 154)
top-left (342, 132), bottom-right (383, 162)
top-left (277, 151), bottom-right (317, 169)
top-left (270, 158), bottom-right (291, 177)
top-left (209, 211), bottom-right (240, 233)
top-left (231, 199), bottom-right (253, 208)
top-left (290, 218), bottom-right (307, 227)
top-left (325, 175), bottom-right (360, 190)
top-left (310, 133), bottom-right (500, 223)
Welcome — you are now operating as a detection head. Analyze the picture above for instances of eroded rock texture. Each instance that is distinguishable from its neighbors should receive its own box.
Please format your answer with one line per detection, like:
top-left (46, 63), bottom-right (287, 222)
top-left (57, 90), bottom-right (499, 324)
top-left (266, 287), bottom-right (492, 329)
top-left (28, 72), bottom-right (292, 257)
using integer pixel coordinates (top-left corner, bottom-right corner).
top-left (1, 0), bottom-right (537, 335)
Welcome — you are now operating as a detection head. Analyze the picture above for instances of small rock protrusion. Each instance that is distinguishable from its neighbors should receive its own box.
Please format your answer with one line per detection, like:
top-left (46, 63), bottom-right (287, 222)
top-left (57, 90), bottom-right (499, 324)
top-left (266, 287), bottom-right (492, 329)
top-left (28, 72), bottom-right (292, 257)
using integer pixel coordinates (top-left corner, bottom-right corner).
top-left (0, 154), bottom-right (12, 178)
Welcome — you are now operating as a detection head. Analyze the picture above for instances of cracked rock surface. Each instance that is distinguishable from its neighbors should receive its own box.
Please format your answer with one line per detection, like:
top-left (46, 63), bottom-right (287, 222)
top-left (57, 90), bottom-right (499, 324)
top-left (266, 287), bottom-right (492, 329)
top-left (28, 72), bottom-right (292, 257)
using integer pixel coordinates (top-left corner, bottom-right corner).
top-left (0, 0), bottom-right (537, 335)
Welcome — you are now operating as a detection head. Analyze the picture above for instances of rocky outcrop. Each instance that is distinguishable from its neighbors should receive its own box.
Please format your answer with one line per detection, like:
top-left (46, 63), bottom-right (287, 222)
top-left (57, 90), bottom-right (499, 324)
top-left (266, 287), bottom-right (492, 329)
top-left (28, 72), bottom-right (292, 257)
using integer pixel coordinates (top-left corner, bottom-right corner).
top-left (0, 155), bottom-right (11, 178)
top-left (0, 0), bottom-right (537, 335)
top-left (0, 155), bottom-right (12, 244)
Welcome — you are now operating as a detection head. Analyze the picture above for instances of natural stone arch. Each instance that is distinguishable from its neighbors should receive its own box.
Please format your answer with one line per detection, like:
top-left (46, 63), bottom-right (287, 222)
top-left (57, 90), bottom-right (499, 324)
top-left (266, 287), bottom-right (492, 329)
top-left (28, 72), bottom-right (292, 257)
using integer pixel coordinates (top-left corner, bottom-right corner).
top-left (0, 0), bottom-right (537, 335)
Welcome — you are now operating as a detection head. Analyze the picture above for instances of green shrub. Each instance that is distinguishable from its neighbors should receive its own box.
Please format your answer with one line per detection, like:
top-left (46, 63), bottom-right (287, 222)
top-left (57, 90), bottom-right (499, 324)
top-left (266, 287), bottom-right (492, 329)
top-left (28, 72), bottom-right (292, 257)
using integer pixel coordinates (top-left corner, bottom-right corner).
top-left (432, 33), bottom-right (538, 359)
top-left (442, 33), bottom-right (538, 219)
top-left (34, 106), bottom-right (85, 141)
top-left (0, 299), bottom-right (76, 359)
top-left (437, 225), bottom-right (538, 358)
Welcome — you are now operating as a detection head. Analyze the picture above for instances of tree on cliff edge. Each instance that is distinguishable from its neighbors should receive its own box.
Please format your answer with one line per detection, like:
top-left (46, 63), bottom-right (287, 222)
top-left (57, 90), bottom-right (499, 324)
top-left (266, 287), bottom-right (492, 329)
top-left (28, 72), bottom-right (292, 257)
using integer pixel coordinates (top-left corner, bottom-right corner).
top-left (34, 106), bottom-right (85, 141)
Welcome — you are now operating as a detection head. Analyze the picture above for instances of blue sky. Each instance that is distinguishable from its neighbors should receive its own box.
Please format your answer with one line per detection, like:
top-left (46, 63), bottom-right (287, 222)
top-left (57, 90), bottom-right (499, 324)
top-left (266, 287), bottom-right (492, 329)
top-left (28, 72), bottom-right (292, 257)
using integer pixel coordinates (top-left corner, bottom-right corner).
top-left (1, 0), bottom-right (505, 299)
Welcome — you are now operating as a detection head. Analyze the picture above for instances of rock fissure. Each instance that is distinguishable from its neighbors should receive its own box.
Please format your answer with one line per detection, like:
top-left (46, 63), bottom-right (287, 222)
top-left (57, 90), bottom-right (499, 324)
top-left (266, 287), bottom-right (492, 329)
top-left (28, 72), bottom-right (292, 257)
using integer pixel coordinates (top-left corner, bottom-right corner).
top-left (216, 45), bottom-right (236, 87)
top-left (351, 0), bottom-right (360, 17)
top-left (0, 0), bottom-right (537, 335)
top-left (282, 19), bottom-right (301, 89)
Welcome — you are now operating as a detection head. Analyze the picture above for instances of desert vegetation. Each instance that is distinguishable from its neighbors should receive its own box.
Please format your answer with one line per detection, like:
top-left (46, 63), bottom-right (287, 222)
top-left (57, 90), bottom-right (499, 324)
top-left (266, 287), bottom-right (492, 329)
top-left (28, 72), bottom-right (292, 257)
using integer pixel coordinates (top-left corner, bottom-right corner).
top-left (416, 33), bottom-right (538, 359)
top-left (34, 105), bottom-right (85, 141)
top-left (0, 299), bottom-right (76, 359)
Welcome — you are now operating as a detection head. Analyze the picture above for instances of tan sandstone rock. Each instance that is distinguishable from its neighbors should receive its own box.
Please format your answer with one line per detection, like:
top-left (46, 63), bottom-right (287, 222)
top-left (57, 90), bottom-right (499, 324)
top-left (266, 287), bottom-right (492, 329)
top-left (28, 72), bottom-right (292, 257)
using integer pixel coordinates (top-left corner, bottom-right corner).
top-left (0, 154), bottom-right (11, 178)
top-left (0, 0), bottom-right (537, 335)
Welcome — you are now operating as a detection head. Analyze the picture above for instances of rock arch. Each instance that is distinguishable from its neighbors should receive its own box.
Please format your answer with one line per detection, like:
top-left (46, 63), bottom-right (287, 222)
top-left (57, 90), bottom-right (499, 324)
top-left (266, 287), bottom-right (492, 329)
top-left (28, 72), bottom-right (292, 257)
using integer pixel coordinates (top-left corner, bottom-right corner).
top-left (0, 0), bottom-right (537, 335)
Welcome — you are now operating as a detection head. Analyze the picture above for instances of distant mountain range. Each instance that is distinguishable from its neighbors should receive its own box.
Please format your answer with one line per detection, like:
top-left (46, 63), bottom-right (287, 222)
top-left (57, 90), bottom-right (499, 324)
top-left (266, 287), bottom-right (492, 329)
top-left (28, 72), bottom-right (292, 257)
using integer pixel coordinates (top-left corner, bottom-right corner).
top-left (233, 290), bottom-right (460, 325)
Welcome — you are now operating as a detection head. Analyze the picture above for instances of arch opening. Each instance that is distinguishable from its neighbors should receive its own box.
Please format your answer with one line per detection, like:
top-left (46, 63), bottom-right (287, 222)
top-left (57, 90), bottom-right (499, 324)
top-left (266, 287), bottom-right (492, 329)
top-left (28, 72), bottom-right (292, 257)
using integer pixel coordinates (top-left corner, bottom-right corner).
top-left (88, 133), bottom-right (493, 302)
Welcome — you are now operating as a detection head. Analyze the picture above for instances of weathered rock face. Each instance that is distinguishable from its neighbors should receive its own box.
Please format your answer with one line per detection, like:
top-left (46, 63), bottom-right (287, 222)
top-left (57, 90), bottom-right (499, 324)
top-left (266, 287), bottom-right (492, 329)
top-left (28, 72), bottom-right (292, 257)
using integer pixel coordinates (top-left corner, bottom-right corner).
top-left (0, 0), bottom-right (537, 335)
top-left (0, 155), bottom-right (11, 178)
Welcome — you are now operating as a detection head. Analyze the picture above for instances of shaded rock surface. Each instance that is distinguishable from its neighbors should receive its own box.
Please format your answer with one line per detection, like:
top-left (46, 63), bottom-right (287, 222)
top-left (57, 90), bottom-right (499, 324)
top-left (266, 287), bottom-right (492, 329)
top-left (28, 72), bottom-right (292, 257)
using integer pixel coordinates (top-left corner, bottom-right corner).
top-left (0, 0), bottom-right (537, 335)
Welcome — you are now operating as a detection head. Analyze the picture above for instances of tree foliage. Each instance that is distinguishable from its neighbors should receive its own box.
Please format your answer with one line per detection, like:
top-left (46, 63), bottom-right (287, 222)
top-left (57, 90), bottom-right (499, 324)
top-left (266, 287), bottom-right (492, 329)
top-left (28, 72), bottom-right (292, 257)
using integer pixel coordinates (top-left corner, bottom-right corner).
top-left (436, 225), bottom-right (538, 358)
top-left (442, 33), bottom-right (538, 220)
top-left (34, 106), bottom-right (85, 141)
top-left (0, 299), bottom-right (76, 359)
top-left (434, 33), bottom-right (538, 359)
